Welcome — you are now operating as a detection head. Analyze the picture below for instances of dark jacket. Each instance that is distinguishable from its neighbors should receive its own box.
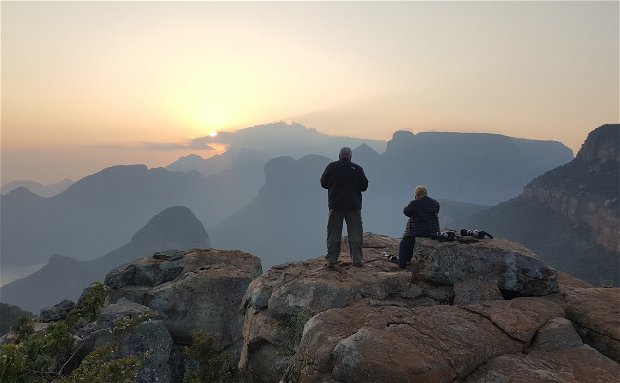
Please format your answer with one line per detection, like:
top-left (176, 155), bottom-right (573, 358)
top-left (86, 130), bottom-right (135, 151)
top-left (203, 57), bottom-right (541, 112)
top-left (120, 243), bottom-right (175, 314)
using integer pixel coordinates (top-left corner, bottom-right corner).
top-left (402, 196), bottom-right (440, 238)
top-left (320, 158), bottom-right (368, 210)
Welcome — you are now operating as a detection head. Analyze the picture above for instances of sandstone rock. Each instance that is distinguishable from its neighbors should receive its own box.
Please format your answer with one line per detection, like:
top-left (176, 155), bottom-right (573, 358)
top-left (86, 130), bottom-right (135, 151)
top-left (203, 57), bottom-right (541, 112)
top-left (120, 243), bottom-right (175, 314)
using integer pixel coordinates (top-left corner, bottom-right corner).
top-left (561, 287), bottom-right (620, 363)
top-left (464, 298), bottom-right (565, 343)
top-left (39, 306), bottom-right (61, 322)
top-left (96, 319), bottom-right (172, 383)
top-left (464, 346), bottom-right (620, 382)
top-left (240, 233), bottom-right (569, 382)
top-left (54, 299), bottom-right (76, 314)
top-left (93, 299), bottom-right (172, 383)
top-left (146, 261), bottom-right (254, 350)
top-left (152, 249), bottom-right (185, 261)
top-left (240, 234), bottom-right (418, 381)
top-left (285, 304), bottom-right (525, 383)
top-left (105, 248), bottom-right (262, 357)
top-left (283, 297), bottom-right (591, 383)
top-left (118, 320), bottom-right (173, 383)
top-left (453, 277), bottom-right (503, 305)
top-left (39, 299), bottom-right (75, 322)
top-left (532, 317), bottom-right (583, 351)
top-left (556, 271), bottom-right (593, 291)
top-left (412, 237), bottom-right (559, 296)
top-left (98, 298), bottom-right (154, 329)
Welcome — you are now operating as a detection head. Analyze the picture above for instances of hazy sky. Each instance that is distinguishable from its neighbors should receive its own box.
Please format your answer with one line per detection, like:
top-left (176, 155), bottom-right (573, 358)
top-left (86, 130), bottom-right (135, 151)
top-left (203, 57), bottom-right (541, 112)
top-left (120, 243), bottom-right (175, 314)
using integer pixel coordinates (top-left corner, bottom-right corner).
top-left (2, 1), bottom-right (618, 185)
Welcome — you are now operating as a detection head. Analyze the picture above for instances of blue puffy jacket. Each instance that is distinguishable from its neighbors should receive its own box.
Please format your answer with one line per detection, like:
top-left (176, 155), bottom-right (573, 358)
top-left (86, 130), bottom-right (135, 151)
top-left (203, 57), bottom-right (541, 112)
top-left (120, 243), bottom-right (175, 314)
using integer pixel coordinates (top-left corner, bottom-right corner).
top-left (402, 196), bottom-right (440, 238)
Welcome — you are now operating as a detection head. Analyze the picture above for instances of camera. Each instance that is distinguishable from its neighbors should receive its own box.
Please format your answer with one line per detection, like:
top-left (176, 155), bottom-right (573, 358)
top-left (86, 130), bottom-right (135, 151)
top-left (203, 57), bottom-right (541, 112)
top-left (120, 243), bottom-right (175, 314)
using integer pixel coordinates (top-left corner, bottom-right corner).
top-left (460, 228), bottom-right (493, 239)
top-left (435, 231), bottom-right (456, 241)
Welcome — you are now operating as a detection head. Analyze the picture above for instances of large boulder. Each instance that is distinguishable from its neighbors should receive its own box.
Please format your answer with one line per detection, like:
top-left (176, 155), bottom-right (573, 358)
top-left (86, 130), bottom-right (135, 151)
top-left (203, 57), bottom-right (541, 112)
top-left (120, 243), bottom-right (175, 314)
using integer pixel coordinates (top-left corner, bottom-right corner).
top-left (105, 248), bottom-right (262, 357)
top-left (98, 298), bottom-right (154, 329)
top-left (95, 299), bottom-right (172, 383)
top-left (561, 287), bottom-right (620, 363)
top-left (285, 304), bottom-right (518, 382)
top-left (39, 299), bottom-right (75, 322)
top-left (284, 299), bottom-right (568, 383)
top-left (463, 298), bottom-right (565, 343)
top-left (412, 237), bottom-right (559, 296)
top-left (463, 347), bottom-right (620, 382)
top-left (531, 317), bottom-right (584, 351)
top-left (239, 233), bottom-right (569, 382)
top-left (240, 234), bottom-right (420, 381)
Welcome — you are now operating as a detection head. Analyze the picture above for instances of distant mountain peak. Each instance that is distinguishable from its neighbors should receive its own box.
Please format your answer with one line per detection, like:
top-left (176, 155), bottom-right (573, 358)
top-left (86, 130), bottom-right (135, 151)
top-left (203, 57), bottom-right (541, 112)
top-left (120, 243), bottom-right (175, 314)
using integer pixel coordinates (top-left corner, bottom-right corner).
top-left (391, 130), bottom-right (415, 140)
top-left (575, 124), bottom-right (619, 164)
top-left (131, 206), bottom-right (211, 249)
top-left (6, 186), bottom-right (38, 197)
top-left (100, 164), bottom-right (149, 173)
top-left (0, 206), bottom-right (213, 312)
top-left (179, 154), bottom-right (205, 161)
top-left (353, 143), bottom-right (379, 155)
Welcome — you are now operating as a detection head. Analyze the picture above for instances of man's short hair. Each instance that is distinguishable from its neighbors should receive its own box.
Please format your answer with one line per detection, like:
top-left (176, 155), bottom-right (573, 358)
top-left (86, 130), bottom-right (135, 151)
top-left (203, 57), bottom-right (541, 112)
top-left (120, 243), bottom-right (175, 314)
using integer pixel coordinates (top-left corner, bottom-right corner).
top-left (414, 185), bottom-right (428, 198)
top-left (339, 147), bottom-right (352, 159)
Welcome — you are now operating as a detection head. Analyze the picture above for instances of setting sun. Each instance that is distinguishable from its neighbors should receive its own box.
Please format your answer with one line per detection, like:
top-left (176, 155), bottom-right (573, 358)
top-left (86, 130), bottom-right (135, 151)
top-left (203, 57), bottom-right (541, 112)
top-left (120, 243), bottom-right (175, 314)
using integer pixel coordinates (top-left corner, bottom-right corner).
top-left (208, 131), bottom-right (218, 138)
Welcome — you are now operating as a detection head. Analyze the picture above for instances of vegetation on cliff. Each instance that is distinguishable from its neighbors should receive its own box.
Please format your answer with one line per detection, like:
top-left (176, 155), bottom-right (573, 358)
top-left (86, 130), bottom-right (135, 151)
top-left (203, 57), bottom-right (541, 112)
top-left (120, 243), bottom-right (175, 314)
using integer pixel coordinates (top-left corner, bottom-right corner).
top-left (0, 282), bottom-right (139, 383)
top-left (0, 304), bottom-right (34, 337)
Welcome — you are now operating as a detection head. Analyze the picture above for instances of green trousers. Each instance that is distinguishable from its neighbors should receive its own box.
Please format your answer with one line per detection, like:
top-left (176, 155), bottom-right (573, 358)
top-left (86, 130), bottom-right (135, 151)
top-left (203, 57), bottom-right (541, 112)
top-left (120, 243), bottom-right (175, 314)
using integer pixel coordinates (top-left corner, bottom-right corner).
top-left (326, 209), bottom-right (363, 265)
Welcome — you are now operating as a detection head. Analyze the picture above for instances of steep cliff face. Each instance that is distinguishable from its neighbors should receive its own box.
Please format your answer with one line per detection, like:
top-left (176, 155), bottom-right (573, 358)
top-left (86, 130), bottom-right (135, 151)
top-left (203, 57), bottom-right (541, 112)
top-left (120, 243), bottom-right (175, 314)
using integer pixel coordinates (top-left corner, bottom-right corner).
top-left (523, 124), bottom-right (619, 251)
top-left (523, 184), bottom-right (618, 251)
top-left (105, 248), bottom-right (262, 356)
top-left (575, 124), bottom-right (620, 164)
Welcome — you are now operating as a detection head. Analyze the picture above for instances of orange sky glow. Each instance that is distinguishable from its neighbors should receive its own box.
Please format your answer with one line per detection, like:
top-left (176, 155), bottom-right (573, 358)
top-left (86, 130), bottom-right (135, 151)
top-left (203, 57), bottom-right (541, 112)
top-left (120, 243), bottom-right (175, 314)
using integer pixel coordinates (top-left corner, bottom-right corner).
top-left (2, 1), bottom-right (618, 185)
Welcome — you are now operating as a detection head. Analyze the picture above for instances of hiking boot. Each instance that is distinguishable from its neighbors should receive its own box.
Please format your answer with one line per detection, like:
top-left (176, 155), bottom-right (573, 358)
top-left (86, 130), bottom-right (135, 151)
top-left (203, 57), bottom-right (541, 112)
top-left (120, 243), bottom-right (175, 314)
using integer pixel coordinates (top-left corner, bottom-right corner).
top-left (326, 261), bottom-right (337, 269)
top-left (352, 262), bottom-right (363, 267)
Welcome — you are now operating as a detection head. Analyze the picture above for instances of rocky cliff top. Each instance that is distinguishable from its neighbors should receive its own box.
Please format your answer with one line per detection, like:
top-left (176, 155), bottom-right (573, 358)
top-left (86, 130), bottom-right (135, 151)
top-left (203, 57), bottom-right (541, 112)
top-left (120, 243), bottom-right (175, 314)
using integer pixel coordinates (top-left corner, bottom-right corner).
top-left (520, 124), bottom-right (619, 254)
top-left (4, 233), bottom-right (617, 383)
top-left (575, 124), bottom-right (620, 164)
top-left (105, 248), bottom-right (262, 350)
top-left (239, 233), bottom-right (620, 382)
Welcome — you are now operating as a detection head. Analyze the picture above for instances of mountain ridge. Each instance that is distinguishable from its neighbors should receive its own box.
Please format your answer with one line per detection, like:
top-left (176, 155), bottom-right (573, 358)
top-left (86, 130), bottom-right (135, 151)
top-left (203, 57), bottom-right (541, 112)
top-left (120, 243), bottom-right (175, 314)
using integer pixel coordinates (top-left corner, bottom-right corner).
top-left (0, 206), bottom-right (210, 312)
top-left (1, 178), bottom-right (73, 198)
top-left (455, 124), bottom-right (619, 285)
top-left (1, 122), bottom-right (574, 271)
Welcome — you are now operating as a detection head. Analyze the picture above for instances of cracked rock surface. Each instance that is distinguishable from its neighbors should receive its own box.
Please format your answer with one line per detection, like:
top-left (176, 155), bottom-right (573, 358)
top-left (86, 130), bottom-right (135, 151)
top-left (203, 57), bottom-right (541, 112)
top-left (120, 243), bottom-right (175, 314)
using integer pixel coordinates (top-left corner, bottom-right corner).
top-left (106, 248), bottom-right (262, 355)
top-left (239, 233), bottom-right (620, 382)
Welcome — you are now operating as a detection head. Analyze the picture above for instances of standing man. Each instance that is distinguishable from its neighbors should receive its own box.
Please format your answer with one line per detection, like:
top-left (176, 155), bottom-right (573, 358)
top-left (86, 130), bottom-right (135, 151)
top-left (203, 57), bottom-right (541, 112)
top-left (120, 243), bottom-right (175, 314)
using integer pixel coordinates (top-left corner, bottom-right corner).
top-left (398, 185), bottom-right (440, 269)
top-left (321, 147), bottom-right (369, 268)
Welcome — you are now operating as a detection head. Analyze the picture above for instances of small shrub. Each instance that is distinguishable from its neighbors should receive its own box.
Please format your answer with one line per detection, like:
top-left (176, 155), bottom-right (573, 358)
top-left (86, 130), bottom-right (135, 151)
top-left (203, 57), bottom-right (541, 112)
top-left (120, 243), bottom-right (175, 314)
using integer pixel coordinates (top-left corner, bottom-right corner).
top-left (23, 321), bottom-right (74, 376)
top-left (275, 309), bottom-right (314, 352)
top-left (66, 282), bottom-right (109, 326)
top-left (57, 346), bottom-right (142, 383)
top-left (0, 282), bottom-right (109, 383)
top-left (0, 321), bottom-right (74, 383)
top-left (0, 304), bottom-right (34, 337)
top-left (184, 330), bottom-right (239, 383)
top-left (111, 311), bottom-right (159, 337)
top-left (12, 317), bottom-right (34, 343)
top-left (0, 282), bottom-right (147, 383)
top-left (0, 344), bottom-right (28, 383)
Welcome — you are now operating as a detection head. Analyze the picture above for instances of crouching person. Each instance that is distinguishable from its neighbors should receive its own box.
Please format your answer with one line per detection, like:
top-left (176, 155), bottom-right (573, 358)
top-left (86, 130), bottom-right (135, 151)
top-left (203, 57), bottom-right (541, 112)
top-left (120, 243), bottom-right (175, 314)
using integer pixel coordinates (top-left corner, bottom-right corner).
top-left (399, 185), bottom-right (440, 269)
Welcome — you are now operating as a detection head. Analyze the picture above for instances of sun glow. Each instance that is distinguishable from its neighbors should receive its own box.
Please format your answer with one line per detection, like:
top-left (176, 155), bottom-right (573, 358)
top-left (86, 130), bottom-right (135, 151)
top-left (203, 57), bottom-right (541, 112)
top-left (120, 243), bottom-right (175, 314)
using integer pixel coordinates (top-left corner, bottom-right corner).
top-left (208, 131), bottom-right (218, 137)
